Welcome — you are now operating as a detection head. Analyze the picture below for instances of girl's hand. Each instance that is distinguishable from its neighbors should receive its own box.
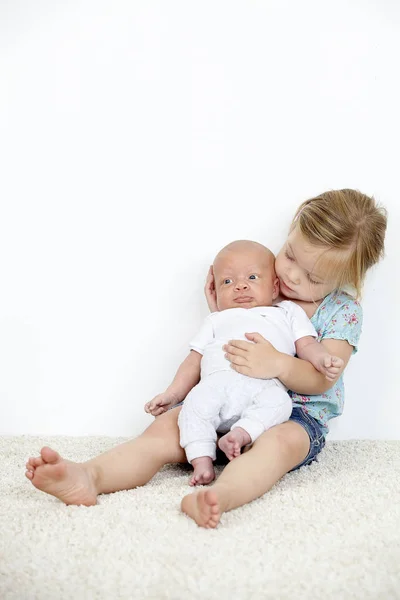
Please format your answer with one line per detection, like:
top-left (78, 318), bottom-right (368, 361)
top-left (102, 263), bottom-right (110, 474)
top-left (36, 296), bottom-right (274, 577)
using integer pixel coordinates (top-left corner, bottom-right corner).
top-left (144, 391), bottom-right (180, 416)
top-left (204, 266), bottom-right (218, 313)
top-left (223, 333), bottom-right (284, 379)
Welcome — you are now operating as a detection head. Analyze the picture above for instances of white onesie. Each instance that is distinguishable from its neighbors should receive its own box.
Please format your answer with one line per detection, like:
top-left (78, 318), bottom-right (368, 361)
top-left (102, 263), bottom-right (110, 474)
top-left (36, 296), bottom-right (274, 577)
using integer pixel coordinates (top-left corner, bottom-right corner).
top-left (178, 301), bottom-right (317, 463)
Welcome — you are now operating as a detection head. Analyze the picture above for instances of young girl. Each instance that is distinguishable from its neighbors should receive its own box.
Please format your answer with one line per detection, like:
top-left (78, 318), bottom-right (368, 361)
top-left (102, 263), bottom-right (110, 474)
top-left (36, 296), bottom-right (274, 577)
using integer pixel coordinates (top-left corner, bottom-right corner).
top-left (25, 189), bottom-right (387, 528)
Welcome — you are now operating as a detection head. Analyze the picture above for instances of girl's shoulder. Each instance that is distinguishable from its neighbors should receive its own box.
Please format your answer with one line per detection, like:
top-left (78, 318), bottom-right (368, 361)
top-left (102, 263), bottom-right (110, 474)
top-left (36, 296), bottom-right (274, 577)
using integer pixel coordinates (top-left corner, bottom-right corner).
top-left (313, 290), bottom-right (363, 353)
top-left (317, 290), bottom-right (362, 315)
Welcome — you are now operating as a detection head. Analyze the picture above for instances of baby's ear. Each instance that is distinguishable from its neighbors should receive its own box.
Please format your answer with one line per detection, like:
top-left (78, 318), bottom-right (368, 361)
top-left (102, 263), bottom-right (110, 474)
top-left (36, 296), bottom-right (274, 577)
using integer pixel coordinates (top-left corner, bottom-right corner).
top-left (272, 276), bottom-right (280, 300)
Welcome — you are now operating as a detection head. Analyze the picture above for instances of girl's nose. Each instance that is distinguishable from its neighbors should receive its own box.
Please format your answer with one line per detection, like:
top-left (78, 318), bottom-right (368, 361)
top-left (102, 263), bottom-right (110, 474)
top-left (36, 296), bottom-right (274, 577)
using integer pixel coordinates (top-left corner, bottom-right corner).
top-left (235, 281), bottom-right (249, 291)
top-left (287, 269), bottom-right (301, 285)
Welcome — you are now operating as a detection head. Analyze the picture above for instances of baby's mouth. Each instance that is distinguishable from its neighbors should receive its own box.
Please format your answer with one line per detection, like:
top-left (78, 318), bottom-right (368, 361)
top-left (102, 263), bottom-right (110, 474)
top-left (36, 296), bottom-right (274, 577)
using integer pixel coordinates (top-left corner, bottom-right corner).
top-left (234, 296), bottom-right (254, 303)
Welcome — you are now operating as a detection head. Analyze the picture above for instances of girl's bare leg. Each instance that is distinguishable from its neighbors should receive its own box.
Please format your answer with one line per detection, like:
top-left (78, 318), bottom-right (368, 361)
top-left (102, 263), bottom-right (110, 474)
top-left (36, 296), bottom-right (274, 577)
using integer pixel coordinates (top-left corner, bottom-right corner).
top-left (25, 407), bottom-right (185, 506)
top-left (181, 421), bottom-right (310, 528)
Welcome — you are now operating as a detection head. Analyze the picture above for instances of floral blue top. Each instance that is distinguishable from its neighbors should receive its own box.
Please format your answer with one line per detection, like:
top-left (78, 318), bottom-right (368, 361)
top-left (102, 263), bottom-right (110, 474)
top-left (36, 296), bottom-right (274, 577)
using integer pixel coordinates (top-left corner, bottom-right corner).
top-left (289, 290), bottom-right (363, 435)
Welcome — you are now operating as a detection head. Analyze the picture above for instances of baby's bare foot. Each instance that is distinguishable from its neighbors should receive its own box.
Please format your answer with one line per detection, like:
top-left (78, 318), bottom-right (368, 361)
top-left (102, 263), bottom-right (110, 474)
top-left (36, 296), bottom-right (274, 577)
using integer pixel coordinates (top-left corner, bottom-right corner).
top-left (318, 355), bottom-right (344, 381)
top-left (190, 456), bottom-right (215, 486)
top-left (181, 489), bottom-right (221, 528)
top-left (218, 427), bottom-right (251, 461)
top-left (25, 446), bottom-right (97, 506)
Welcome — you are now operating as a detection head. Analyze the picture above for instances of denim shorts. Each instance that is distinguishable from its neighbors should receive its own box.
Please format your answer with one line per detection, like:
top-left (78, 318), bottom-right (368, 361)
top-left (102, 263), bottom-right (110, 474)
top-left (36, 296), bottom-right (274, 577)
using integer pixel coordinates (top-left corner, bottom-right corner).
top-left (288, 406), bottom-right (326, 472)
top-left (172, 402), bottom-right (325, 471)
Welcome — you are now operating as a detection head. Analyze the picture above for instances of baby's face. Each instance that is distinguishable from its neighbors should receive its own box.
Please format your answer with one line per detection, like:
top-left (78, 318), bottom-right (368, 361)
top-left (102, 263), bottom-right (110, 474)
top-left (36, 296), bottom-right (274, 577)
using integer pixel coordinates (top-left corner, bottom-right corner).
top-left (213, 246), bottom-right (279, 311)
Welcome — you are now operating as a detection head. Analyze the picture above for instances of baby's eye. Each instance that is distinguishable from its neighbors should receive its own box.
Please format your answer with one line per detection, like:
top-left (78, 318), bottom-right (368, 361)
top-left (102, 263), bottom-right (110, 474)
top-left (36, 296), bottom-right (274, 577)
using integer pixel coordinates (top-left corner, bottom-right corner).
top-left (249, 274), bottom-right (258, 280)
top-left (223, 278), bottom-right (233, 285)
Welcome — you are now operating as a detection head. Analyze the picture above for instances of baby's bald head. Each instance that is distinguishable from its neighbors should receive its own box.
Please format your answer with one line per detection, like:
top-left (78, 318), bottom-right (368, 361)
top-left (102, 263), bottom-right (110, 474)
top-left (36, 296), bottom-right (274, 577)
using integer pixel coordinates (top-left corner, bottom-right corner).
top-left (213, 240), bottom-right (275, 274)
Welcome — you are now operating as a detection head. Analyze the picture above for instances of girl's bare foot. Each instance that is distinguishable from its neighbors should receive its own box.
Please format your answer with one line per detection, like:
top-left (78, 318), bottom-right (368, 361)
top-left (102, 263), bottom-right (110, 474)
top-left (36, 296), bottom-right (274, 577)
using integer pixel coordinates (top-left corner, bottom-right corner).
top-left (190, 456), bottom-right (215, 486)
top-left (25, 446), bottom-right (98, 506)
top-left (218, 427), bottom-right (251, 461)
top-left (181, 489), bottom-right (221, 528)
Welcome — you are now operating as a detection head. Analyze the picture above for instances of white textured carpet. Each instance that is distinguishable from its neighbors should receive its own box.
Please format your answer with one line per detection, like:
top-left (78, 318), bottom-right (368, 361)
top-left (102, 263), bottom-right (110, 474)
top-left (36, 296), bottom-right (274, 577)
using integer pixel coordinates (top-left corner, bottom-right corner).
top-left (1, 437), bottom-right (399, 600)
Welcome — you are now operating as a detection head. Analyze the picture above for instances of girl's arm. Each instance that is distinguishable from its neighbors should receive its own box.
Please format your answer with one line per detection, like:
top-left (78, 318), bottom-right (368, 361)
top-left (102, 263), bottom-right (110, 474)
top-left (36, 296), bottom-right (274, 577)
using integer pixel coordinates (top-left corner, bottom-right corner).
top-left (223, 335), bottom-right (353, 395)
top-left (278, 339), bottom-right (353, 394)
top-left (294, 336), bottom-right (344, 382)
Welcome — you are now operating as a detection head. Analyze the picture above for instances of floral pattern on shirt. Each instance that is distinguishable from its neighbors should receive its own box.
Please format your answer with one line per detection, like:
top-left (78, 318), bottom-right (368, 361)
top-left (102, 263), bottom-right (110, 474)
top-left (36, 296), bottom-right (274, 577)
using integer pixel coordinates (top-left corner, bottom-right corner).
top-left (289, 291), bottom-right (363, 435)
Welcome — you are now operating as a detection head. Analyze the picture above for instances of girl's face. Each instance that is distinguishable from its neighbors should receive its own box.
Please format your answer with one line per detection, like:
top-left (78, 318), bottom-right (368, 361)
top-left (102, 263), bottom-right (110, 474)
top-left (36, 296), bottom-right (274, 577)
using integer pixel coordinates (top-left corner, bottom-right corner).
top-left (275, 228), bottom-right (337, 302)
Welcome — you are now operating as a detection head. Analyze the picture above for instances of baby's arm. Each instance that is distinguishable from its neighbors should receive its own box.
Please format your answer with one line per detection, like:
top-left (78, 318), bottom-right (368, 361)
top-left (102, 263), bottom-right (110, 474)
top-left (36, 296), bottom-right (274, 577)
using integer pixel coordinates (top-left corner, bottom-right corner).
top-left (144, 351), bottom-right (202, 416)
top-left (295, 336), bottom-right (344, 381)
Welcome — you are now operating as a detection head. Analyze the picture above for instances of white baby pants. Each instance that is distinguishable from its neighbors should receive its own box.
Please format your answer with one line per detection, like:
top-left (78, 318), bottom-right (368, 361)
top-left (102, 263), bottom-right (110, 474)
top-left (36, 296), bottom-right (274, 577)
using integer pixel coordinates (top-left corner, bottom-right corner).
top-left (178, 370), bottom-right (292, 463)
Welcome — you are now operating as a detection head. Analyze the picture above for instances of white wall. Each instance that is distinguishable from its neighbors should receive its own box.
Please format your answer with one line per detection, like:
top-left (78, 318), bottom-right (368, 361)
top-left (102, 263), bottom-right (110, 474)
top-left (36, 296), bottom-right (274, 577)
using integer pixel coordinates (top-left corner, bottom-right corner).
top-left (0, 0), bottom-right (398, 439)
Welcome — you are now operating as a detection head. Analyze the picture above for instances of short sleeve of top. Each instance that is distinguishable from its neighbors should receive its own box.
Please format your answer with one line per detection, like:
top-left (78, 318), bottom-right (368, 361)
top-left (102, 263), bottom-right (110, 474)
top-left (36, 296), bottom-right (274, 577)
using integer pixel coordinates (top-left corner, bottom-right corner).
top-left (278, 300), bottom-right (317, 342)
top-left (290, 291), bottom-right (363, 435)
top-left (312, 291), bottom-right (363, 354)
top-left (189, 315), bottom-right (214, 355)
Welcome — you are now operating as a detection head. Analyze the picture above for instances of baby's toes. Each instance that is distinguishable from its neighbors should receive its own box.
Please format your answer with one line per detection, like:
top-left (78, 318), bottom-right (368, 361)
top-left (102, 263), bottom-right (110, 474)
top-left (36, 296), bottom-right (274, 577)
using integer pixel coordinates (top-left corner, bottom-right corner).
top-left (325, 368), bottom-right (340, 380)
top-left (232, 444), bottom-right (240, 458)
top-left (226, 448), bottom-right (235, 461)
top-left (329, 365), bottom-right (341, 376)
top-left (333, 357), bottom-right (344, 368)
top-left (26, 457), bottom-right (41, 471)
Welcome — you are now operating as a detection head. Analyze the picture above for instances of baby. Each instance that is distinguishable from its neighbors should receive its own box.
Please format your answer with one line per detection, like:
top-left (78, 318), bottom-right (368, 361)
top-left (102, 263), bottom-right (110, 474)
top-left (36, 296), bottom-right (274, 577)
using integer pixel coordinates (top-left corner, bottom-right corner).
top-left (145, 241), bottom-right (343, 485)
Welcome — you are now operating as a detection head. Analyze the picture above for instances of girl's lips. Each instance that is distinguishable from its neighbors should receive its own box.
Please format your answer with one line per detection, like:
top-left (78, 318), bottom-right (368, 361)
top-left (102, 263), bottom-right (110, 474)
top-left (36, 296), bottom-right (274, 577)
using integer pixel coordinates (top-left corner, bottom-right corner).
top-left (234, 296), bottom-right (254, 303)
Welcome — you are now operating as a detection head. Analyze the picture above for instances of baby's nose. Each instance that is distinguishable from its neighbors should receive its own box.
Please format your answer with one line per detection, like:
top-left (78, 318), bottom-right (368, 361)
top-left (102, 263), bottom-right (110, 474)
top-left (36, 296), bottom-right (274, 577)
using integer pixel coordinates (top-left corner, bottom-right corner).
top-left (235, 281), bottom-right (249, 290)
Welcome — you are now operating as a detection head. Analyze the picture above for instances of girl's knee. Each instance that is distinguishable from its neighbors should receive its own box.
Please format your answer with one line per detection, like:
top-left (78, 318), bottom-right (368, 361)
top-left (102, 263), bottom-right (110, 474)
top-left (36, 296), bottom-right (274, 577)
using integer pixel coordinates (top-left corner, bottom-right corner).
top-left (143, 407), bottom-right (186, 463)
top-left (145, 406), bottom-right (181, 438)
top-left (255, 421), bottom-right (310, 457)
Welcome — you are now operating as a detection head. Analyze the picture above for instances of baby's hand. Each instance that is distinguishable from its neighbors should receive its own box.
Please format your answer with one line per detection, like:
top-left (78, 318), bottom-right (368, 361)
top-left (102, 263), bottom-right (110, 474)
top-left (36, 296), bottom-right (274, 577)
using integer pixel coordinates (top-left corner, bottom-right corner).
top-left (315, 354), bottom-right (344, 381)
top-left (144, 391), bottom-right (180, 416)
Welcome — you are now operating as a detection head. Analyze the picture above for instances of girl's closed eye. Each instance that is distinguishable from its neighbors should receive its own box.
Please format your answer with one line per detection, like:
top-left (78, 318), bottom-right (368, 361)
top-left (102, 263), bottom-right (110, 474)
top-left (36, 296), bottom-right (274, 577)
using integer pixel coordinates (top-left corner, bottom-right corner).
top-left (284, 250), bottom-right (294, 261)
top-left (284, 247), bottom-right (321, 285)
top-left (307, 273), bottom-right (322, 285)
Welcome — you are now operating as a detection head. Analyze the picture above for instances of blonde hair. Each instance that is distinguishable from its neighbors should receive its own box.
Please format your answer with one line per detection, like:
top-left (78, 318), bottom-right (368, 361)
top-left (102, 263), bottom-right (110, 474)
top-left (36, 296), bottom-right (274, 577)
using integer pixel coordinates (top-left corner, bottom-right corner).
top-left (290, 189), bottom-right (387, 298)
